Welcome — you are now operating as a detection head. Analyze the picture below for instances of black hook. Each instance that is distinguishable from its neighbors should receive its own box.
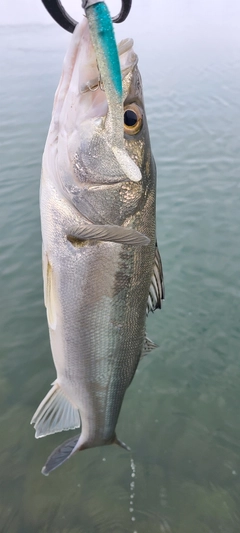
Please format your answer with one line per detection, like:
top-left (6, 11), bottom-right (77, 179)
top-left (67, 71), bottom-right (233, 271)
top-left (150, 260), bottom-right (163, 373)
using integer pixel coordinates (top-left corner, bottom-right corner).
top-left (112, 0), bottom-right (132, 23)
top-left (41, 0), bottom-right (132, 33)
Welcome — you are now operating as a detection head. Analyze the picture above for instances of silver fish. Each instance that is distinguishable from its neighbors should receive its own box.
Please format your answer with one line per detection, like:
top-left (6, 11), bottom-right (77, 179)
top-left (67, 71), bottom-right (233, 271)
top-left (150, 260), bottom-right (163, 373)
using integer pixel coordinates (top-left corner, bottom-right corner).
top-left (31, 13), bottom-right (164, 475)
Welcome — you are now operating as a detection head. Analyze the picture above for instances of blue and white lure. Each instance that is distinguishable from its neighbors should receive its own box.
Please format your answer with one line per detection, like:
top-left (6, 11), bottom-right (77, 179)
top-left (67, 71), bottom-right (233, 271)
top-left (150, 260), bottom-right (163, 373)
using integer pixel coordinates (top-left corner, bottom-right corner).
top-left (84, 0), bottom-right (141, 183)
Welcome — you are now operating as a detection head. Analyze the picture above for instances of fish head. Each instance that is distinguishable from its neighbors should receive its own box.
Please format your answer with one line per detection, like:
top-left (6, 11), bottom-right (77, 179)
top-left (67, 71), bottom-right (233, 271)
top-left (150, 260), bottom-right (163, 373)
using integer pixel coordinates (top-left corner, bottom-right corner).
top-left (43, 18), bottom-right (156, 226)
top-left (45, 18), bottom-right (153, 188)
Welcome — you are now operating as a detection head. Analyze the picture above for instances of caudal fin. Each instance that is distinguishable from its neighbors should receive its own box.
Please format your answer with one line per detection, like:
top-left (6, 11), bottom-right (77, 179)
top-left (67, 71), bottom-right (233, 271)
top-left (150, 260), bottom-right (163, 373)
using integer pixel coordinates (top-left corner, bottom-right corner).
top-left (41, 433), bottom-right (131, 476)
top-left (41, 435), bottom-right (80, 476)
top-left (31, 382), bottom-right (80, 438)
top-left (114, 436), bottom-right (131, 452)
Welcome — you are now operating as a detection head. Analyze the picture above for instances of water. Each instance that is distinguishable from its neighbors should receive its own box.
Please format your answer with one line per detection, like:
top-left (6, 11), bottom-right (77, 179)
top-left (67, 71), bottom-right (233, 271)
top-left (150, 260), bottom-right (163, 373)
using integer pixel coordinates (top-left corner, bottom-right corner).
top-left (1, 19), bottom-right (240, 533)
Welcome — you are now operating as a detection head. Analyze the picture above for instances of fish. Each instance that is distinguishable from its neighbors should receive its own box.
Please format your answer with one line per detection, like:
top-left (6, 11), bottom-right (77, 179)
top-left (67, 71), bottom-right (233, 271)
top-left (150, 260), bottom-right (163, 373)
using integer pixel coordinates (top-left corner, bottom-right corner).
top-left (31, 2), bottom-right (164, 475)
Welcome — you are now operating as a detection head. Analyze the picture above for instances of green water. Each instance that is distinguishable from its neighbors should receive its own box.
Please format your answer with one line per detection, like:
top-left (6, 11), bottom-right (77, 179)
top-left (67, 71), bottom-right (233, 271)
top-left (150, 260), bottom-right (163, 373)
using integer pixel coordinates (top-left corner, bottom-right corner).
top-left (0, 22), bottom-right (240, 533)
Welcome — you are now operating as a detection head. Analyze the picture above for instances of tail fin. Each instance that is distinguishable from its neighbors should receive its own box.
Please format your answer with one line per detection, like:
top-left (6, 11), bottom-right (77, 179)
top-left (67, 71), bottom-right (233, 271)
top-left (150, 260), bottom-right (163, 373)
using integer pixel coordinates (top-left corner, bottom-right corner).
top-left (41, 433), bottom-right (131, 476)
top-left (114, 435), bottom-right (131, 452)
top-left (41, 435), bottom-right (79, 476)
top-left (31, 382), bottom-right (80, 438)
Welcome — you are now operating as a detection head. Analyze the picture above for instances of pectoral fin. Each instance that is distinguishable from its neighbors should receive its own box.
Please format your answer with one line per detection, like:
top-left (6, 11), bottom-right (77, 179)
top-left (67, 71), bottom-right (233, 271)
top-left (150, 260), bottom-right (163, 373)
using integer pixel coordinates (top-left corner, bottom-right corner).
top-left (31, 382), bottom-right (80, 438)
top-left (68, 223), bottom-right (150, 246)
top-left (42, 250), bottom-right (57, 330)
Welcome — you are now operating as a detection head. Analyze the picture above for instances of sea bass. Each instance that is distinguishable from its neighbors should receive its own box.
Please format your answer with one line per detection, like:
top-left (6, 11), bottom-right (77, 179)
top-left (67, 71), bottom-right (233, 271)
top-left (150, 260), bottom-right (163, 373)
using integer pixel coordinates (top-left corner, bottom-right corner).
top-left (31, 4), bottom-right (164, 475)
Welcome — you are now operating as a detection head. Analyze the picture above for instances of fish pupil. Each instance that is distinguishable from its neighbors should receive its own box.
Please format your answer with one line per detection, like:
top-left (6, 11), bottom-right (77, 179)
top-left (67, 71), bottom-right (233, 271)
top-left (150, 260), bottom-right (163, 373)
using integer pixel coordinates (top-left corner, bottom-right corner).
top-left (124, 109), bottom-right (138, 127)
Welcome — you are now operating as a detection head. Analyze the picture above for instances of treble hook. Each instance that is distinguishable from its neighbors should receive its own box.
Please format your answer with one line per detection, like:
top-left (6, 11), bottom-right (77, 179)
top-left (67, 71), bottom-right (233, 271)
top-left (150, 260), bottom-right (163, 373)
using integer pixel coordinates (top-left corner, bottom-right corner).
top-left (41, 0), bottom-right (132, 33)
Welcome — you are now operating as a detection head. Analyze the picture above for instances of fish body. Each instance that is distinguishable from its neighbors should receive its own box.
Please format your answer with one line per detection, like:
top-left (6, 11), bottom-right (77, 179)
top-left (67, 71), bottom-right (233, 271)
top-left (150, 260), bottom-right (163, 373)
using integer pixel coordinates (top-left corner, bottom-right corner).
top-left (31, 12), bottom-right (164, 474)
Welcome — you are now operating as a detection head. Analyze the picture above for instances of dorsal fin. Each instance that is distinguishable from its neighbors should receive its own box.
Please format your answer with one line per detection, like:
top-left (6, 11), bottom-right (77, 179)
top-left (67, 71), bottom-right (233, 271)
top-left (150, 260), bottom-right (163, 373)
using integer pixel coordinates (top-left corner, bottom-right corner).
top-left (146, 242), bottom-right (164, 315)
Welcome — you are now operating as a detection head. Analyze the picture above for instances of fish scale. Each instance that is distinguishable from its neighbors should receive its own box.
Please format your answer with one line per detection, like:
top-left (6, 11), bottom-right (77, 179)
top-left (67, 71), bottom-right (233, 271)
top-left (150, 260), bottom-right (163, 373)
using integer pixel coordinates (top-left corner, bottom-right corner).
top-left (31, 12), bottom-right (164, 475)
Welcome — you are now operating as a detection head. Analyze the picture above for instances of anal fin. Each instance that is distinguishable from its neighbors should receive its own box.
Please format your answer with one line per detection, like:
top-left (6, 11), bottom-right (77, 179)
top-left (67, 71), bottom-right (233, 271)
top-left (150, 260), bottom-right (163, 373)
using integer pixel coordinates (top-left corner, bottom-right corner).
top-left (142, 336), bottom-right (158, 357)
top-left (31, 382), bottom-right (80, 438)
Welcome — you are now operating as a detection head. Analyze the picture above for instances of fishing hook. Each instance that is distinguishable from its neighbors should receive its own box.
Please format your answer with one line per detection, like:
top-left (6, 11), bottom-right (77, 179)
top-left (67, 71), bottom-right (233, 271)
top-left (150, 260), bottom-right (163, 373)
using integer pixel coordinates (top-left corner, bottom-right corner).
top-left (41, 0), bottom-right (132, 33)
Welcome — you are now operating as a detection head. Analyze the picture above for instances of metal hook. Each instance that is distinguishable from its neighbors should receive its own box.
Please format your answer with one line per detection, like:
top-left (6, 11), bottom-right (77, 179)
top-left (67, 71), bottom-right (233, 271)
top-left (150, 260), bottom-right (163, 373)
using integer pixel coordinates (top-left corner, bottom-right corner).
top-left (41, 0), bottom-right (132, 33)
top-left (111, 0), bottom-right (132, 23)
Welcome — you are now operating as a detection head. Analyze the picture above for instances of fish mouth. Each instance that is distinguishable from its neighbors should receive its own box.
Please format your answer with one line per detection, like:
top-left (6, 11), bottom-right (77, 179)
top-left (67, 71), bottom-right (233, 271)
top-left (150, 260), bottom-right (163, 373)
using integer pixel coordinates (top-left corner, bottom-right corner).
top-left (51, 18), bottom-right (138, 133)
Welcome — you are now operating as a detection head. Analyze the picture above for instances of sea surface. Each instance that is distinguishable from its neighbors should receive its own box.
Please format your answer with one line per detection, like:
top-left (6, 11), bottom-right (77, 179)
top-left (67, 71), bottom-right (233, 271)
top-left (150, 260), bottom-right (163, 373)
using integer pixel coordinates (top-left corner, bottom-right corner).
top-left (0, 18), bottom-right (240, 533)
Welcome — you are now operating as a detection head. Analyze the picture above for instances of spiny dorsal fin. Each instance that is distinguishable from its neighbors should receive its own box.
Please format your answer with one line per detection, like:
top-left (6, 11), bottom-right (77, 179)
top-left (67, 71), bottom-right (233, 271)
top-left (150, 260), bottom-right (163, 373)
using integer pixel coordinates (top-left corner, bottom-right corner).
top-left (146, 242), bottom-right (165, 315)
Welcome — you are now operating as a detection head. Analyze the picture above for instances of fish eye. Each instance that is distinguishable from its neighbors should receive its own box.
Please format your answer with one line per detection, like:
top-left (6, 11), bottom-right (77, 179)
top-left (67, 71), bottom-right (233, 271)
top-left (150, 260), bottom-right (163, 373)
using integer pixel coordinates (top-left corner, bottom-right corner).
top-left (124, 104), bottom-right (142, 135)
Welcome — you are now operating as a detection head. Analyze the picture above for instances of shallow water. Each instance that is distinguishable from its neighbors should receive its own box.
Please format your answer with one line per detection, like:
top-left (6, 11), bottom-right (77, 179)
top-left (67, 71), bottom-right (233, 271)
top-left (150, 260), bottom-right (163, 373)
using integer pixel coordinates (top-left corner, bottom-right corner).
top-left (0, 20), bottom-right (240, 533)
